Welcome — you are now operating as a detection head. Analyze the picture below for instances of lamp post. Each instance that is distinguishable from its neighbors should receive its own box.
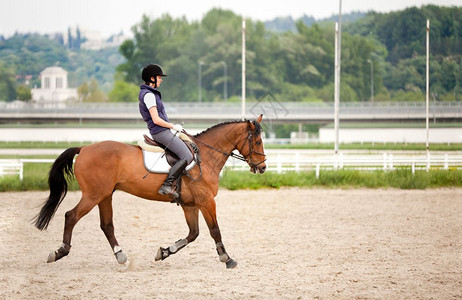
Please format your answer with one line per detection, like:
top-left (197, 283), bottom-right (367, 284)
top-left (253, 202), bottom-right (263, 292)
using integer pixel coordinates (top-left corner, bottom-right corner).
top-left (198, 61), bottom-right (204, 102)
top-left (220, 61), bottom-right (228, 101)
top-left (367, 59), bottom-right (374, 103)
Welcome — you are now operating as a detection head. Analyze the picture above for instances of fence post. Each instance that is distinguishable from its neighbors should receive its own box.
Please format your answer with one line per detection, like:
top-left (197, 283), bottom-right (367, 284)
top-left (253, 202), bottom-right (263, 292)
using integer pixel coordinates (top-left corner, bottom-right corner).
top-left (295, 153), bottom-right (300, 173)
top-left (316, 163), bottom-right (320, 179)
top-left (277, 155), bottom-right (282, 174)
top-left (412, 161), bottom-right (415, 174)
top-left (426, 152), bottom-right (430, 172)
top-left (444, 154), bottom-right (448, 170)
top-left (19, 160), bottom-right (24, 181)
top-left (383, 153), bottom-right (387, 171)
top-left (389, 153), bottom-right (394, 170)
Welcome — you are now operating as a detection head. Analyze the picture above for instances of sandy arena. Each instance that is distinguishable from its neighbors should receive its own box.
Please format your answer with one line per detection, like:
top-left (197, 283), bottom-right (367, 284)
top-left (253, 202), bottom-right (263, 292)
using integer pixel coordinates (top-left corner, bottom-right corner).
top-left (0, 188), bottom-right (461, 299)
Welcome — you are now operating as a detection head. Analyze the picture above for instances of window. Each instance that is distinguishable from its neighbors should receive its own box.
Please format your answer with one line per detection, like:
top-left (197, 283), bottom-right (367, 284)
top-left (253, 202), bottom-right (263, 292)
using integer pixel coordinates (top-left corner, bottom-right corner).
top-left (44, 77), bottom-right (50, 89)
top-left (56, 77), bottom-right (63, 89)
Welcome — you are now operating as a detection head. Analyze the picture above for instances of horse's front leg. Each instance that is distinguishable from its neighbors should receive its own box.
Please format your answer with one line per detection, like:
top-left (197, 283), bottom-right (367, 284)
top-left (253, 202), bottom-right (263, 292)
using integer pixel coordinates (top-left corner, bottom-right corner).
top-left (155, 206), bottom-right (200, 261)
top-left (200, 199), bottom-right (237, 269)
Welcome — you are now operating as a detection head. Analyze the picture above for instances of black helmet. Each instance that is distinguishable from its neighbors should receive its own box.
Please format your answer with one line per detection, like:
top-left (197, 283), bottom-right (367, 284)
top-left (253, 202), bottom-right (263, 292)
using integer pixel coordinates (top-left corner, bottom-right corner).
top-left (142, 64), bottom-right (167, 84)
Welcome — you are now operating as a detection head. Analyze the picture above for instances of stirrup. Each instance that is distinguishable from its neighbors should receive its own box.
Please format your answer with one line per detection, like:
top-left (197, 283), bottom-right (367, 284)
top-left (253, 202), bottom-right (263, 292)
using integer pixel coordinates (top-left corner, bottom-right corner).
top-left (158, 184), bottom-right (178, 198)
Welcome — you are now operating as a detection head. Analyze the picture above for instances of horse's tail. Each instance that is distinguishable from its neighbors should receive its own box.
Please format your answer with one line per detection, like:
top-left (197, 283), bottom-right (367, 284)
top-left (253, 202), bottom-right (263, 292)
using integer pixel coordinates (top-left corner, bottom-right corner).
top-left (34, 147), bottom-right (81, 231)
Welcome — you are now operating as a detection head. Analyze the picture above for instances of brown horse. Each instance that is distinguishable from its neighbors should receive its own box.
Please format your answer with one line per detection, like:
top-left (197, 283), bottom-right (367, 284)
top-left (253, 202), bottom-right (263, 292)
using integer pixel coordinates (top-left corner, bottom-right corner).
top-left (34, 115), bottom-right (266, 269)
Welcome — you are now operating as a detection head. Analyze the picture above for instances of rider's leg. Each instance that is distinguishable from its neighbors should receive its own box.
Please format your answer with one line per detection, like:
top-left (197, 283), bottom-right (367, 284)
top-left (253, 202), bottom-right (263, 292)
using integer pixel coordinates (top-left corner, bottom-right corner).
top-left (158, 158), bottom-right (187, 198)
top-left (151, 130), bottom-right (194, 198)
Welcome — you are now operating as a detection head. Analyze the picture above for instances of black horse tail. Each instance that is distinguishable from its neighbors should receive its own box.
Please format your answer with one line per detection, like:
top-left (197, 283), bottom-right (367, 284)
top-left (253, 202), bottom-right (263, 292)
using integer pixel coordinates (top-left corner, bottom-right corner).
top-left (34, 147), bottom-right (81, 231)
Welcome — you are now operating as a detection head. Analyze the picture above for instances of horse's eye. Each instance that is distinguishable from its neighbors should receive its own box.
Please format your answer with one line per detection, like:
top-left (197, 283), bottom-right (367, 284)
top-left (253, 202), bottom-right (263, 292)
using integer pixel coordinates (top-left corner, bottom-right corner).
top-left (256, 140), bottom-right (262, 146)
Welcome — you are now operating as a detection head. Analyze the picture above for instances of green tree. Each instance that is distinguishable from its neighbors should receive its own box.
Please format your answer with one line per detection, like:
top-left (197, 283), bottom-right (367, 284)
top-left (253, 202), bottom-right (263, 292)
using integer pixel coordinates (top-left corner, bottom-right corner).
top-left (109, 80), bottom-right (139, 102)
top-left (16, 84), bottom-right (31, 101)
top-left (78, 79), bottom-right (108, 102)
top-left (0, 62), bottom-right (16, 101)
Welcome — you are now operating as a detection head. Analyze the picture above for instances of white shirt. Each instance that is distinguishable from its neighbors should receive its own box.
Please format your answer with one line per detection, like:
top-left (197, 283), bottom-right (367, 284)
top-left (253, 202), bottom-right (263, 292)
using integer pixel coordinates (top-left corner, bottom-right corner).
top-left (143, 93), bottom-right (156, 109)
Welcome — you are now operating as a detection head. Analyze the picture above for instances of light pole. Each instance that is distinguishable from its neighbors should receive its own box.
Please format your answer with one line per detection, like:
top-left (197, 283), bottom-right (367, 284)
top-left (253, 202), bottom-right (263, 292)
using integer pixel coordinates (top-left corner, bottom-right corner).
top-left (220, 61), bottom-right (227, 101)
top-left (367, 59), bottom-right (374, 103)
top-left (198, 61), bottom-right (204, 102)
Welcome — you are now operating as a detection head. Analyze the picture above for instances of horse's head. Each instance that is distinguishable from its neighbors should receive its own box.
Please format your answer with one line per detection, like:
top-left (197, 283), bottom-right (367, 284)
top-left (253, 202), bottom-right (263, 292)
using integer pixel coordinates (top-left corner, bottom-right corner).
top-left (238, 114), bottom-right (267, 174)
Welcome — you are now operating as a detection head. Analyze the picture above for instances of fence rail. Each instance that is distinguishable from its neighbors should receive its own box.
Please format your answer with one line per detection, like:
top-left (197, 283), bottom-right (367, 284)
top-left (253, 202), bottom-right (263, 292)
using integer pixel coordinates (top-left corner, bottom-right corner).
top-left (1, 154), bottom-right (462, 181)
top-left (224, 152), bottom-right (462, 178)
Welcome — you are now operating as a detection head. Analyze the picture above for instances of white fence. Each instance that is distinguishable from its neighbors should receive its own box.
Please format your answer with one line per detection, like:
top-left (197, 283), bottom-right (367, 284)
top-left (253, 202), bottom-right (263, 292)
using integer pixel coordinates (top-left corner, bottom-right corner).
top-left (0, 159), bottom-right (24, 180)
top-left (0, 159), bottom-right (54, 181)
top-left (1, 154), bottom-right (462, 181)
top-left (224, 152), bottom-right (462, 178)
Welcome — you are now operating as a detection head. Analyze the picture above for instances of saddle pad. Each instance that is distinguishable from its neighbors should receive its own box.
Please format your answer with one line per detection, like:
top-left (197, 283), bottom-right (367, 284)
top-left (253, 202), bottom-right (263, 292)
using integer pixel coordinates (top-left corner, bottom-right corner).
top-left (142, 150), bottom-right (196, 174)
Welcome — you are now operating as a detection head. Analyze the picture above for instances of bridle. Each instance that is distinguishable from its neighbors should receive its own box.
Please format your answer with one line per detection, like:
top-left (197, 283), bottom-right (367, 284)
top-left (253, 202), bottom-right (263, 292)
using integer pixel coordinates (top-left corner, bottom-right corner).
top-left (234, 129), bottom-right (267, 170)
top-left (183, 125), bottom-right (266, 170)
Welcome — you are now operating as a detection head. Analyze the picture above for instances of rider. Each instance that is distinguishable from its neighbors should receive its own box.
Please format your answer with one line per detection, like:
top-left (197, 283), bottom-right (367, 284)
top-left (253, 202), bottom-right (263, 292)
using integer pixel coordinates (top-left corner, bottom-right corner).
top-left (139, 64), bottom-right (194, 198)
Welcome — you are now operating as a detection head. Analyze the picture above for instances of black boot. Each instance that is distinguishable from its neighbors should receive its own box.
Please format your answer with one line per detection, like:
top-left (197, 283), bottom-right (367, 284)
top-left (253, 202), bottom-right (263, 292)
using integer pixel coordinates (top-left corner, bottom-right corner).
top-left (158, 158), bottom-right (188, 198)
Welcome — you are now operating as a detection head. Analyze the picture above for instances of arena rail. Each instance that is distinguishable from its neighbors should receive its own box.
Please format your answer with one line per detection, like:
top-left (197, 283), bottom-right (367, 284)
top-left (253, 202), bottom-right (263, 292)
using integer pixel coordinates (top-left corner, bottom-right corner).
top-left (224, 152), bottom-right (462, 178)
top-left (1, 155), bottom-right (462, 181)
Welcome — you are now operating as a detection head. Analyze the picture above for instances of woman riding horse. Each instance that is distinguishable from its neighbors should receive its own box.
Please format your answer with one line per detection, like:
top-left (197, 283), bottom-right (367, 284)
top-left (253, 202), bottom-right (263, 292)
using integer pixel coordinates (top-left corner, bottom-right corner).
top-left (139, 64), bottom-right (193, 199)
top-left (34, 114), bottom-right (266, 269)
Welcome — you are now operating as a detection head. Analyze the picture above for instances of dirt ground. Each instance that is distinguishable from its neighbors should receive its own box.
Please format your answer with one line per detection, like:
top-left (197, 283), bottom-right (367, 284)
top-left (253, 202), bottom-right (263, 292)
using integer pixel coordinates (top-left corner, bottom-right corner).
top-left (0, 188), bottom-right (461, 299)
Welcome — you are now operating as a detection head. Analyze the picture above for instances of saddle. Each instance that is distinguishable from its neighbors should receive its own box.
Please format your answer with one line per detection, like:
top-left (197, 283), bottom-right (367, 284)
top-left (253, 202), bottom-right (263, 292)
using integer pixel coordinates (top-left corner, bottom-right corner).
top-left (138, 133), bottom-right (199, 174)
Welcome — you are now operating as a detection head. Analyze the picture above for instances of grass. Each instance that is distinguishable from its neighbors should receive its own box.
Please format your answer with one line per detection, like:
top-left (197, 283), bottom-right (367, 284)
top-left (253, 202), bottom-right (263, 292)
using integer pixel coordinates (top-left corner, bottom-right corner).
top-left (0, 162), bottom-right (79, 192)
top-left (219, 169), bottom-right (462, 190)
top-left (3, 164), bottom-right (461, 192)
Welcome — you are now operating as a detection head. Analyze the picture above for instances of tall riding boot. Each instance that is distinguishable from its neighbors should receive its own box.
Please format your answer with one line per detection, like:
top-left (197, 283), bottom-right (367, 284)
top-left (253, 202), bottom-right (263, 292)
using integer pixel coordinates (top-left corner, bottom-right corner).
top-left (158, 158), bottom-right (188, 198)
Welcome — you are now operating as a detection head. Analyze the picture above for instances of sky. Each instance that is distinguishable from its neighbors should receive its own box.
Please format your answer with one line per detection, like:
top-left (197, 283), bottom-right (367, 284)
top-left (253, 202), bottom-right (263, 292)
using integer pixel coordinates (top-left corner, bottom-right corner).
top-left (1, 0), bottom-right (461, 38)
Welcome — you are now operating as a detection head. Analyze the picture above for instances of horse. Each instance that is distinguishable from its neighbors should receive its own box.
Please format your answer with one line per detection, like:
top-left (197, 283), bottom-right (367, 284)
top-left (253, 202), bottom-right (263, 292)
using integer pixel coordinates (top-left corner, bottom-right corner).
top-left (34, 114), bottom-right (266, 269)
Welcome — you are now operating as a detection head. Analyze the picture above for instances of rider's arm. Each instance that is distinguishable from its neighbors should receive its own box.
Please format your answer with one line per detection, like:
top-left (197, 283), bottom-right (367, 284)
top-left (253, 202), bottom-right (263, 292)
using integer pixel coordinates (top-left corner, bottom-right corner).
top-left (149, 106), bottom-right (174, 129)
top-left (144, 93), bottom-right (174, 129)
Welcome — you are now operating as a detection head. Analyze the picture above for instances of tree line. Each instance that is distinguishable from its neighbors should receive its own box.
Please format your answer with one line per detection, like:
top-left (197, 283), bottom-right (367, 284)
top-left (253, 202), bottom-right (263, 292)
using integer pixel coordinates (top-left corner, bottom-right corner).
top-left (0, 5), bottom-right (461, 103)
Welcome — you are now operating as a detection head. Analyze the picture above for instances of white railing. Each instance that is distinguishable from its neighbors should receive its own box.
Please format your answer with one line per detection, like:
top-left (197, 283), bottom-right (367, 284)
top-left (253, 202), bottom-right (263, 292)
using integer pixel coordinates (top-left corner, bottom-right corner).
top-left (1, 154), bottom-right (462, 181)
top-left (0, 159), bottom-right (24, 180)
top-left (224, 152), bottom-right (462, 178)
top-left (0, 159), bottom-right (54, 181)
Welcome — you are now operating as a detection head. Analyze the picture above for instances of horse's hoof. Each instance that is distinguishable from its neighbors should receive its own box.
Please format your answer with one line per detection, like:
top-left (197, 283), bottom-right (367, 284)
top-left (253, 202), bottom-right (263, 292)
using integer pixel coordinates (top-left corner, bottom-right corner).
top-left (155, 248), bottom-right (163, 261)
top-left (225, 258), bottom-right (237, 269)
top-left (47, 251), bottom-right (56, 263)
top-left (155, 247), bottom-right (169, 261)
top-left (115, 250), bottom-right (128, 264)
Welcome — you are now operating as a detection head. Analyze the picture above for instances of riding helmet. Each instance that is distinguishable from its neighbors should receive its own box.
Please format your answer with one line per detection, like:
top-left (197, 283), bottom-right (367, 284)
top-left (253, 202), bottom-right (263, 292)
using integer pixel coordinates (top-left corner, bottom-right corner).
top-left (142, 64), bottom-right (167, 84)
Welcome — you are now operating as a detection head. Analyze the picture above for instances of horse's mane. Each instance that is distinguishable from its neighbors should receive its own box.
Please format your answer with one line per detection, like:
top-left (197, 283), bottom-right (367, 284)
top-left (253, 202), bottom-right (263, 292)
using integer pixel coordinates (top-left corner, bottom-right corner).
top-left (194, 119), bottom-right (262, 138)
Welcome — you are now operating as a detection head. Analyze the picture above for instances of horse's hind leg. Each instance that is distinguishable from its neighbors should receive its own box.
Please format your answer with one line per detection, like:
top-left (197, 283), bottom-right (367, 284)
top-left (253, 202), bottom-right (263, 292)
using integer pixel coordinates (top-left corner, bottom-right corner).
top-left (47, 195), bottom-right (99, 263)
top-left (155, 206), bottom-right (200, 261)
top-left (98, 195), bottom-right (127, 264)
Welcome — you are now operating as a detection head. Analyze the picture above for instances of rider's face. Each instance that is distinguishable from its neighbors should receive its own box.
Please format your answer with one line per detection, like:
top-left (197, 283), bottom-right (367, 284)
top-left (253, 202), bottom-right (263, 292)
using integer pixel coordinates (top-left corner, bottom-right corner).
top-left (156, 76), bottom-right (163, 87)
top-left (150, 76), bottom-right (163, 87)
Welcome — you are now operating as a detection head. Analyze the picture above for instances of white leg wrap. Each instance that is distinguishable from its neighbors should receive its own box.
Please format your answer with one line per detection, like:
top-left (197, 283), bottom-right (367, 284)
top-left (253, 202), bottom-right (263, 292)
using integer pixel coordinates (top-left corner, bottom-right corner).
top-left (113, 246), bottom-right (127, 264)
top-left (168, 239), bottom-right (188, 253)
top-left (113, 246), bottom-right (122, 254)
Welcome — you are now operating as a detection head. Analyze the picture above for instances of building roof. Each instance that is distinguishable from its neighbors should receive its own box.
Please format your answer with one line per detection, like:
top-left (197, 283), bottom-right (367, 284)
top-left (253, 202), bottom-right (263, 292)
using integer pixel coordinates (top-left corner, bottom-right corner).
top-left (40, 66), bottom-right (68, 75)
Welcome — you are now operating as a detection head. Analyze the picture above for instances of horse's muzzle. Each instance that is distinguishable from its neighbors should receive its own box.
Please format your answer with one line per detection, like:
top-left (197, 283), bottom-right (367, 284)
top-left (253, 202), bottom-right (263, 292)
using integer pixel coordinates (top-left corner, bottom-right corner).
top-left (251, 164), bottom-right (266, 174)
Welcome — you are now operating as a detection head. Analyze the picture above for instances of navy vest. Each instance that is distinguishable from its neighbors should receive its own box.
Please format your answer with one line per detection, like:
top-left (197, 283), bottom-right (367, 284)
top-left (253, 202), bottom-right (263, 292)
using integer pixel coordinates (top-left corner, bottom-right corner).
top-left (139, 84), bottom-right (170, 136)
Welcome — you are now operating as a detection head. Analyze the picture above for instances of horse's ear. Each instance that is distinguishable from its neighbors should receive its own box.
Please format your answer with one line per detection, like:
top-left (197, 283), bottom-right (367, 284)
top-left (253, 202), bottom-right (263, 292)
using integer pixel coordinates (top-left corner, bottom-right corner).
top-left (256, 114), bottom-right (263, 123)
top-left (247, 120), bottom-right (255, 131)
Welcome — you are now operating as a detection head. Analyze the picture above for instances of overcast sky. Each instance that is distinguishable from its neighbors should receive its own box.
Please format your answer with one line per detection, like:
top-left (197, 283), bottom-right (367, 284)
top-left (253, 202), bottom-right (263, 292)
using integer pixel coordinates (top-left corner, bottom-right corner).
top-left (1, 0), bottom-right (460, 38)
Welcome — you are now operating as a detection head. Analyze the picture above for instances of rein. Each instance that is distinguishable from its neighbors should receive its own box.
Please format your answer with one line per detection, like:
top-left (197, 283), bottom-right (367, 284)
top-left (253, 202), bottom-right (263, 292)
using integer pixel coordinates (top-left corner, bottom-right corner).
top-left (182, 126), bottom-right (266, 169)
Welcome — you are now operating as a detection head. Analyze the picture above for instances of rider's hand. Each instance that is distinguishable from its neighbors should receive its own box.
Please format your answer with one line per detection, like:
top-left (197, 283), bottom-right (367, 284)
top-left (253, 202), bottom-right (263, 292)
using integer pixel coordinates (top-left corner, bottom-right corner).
top-left (172, 124), bottom-right (184, 133)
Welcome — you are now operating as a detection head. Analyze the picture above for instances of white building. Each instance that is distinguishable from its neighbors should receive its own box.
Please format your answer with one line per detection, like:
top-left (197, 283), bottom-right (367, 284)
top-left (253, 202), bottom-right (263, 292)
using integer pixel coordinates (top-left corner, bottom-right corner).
top-left (31, 66), bottom-right (78, 102)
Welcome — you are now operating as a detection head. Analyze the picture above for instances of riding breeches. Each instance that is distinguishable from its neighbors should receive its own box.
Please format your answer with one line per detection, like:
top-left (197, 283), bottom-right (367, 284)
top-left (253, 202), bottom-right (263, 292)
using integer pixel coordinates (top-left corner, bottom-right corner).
top-left (151, 129), bottom-right (194, 164)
